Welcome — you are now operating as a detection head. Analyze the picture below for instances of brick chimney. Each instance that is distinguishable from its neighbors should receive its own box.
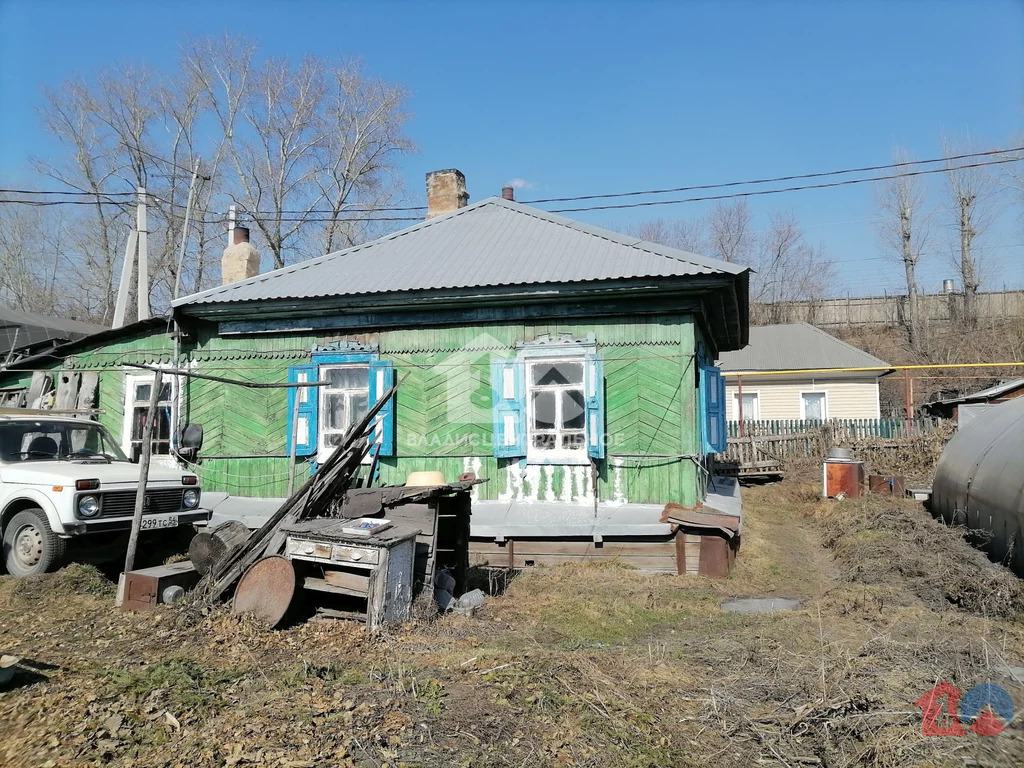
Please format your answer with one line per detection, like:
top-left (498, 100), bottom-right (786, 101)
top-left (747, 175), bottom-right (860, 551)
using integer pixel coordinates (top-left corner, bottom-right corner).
top-left (425, 169), bottom-right (469, 219)
top-left (501, 185), bottom-right (515, 201)
top-left (221, 226), bottom-right (261, 285)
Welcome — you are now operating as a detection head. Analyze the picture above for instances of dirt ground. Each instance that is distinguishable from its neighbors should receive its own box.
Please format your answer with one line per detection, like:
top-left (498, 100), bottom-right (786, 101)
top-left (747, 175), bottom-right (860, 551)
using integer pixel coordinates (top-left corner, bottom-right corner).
top-left (2, 481), bottom-right (1023, 768)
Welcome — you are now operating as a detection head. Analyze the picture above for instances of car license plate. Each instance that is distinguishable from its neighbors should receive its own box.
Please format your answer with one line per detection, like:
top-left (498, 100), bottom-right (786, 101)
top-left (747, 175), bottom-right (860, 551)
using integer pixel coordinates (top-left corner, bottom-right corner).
top-left (140, 515), bottom-right (178, 531)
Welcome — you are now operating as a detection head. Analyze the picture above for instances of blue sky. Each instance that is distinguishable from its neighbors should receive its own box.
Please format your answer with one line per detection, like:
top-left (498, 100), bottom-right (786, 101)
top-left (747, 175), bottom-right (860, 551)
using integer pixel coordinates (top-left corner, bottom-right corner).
top-left (1, 0), bottom-right (1022, 295)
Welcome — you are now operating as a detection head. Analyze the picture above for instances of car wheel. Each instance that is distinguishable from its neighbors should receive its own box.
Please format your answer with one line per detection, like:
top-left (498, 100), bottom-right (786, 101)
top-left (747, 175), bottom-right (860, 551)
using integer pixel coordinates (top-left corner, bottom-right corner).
top-left (3, 509), bottom-right (67, 577)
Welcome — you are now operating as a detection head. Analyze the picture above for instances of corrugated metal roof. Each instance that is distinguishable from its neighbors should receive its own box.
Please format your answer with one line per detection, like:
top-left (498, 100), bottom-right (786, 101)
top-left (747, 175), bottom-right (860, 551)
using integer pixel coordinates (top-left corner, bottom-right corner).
top-left (958, 377), bottom-right (1024, 401)
top-left (717, 323), bottom-right (891, 372)
top-left (175, 197), bottom-right (747, 307)
top-left (0, 306), bottom-right (106, 354)
top-left (929, 377), bottom-right (1024, 406)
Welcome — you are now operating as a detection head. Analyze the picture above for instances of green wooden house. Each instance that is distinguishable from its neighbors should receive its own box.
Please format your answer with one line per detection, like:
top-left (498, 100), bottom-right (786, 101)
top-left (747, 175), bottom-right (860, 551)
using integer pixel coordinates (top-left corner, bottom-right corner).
top-left (0, 174), bottom-right (749, 573)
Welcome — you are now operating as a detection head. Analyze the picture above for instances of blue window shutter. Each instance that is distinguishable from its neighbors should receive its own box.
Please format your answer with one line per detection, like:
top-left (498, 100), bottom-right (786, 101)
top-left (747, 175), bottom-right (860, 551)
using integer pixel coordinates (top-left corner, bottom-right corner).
top-left (585, 353), bottom-right (605, 459)
top-left (490, 359), bottom-right (525, 458)
top-left (368, 360), bottom-right (396, 457)
top-left (287, 364), bottom-right (318, 457)
top-left (700, 365), bottom-right (725, 454)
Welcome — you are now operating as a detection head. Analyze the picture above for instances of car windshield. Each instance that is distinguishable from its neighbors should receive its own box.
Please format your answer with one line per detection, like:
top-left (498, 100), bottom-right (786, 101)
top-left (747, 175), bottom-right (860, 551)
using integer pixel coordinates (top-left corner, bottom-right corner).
top-left (0, 420), bottom-right (130, 463)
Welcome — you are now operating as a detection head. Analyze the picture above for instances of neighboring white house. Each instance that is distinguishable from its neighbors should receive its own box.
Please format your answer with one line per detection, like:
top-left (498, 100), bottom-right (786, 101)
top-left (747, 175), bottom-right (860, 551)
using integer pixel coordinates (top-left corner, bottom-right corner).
top-left (717, 323), bottom-right (893, 421)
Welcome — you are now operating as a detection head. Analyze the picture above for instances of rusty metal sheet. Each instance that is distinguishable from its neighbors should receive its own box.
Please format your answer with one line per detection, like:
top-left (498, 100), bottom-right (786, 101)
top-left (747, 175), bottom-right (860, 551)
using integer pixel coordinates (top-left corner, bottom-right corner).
top-left (232, 556), bottom-right (296, 628)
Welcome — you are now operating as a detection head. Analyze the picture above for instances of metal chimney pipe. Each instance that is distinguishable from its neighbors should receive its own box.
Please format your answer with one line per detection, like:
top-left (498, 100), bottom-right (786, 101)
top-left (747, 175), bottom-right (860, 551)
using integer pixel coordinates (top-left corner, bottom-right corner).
top-left (943, 279), bottom-right (954, 294)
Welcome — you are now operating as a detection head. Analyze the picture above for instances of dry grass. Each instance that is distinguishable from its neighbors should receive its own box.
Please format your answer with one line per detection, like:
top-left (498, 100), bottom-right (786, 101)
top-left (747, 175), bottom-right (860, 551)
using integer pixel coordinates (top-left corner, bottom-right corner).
top-left (1, 483), bottom-right (1022, 767)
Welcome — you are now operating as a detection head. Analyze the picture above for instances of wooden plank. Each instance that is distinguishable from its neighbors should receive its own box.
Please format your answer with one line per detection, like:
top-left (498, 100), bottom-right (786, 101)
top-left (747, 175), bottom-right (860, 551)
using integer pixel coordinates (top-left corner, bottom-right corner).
top-left (75, 371), bottom-right (99, 411)
top-left (470, 538), bottom-right (678, 557)
top-left (323, 569), bottom-right (371, 593)
top-left (305, 576), bottom-right (368, 598)
top-left (470, 551), bottom-right (679, 572)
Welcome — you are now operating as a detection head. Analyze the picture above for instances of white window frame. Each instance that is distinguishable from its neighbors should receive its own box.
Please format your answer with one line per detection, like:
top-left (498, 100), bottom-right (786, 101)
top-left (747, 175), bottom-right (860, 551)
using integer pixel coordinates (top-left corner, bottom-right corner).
top-left (121, 372), bottom-right (178, 459)
top-left (317, 363), bottom-right (370, 463)
top-left (525, 356), bottom-right (588, 463)
top-left (799, 389), bottom-right (829, 421)
top-left (732, 390), bottom-right (761, 421)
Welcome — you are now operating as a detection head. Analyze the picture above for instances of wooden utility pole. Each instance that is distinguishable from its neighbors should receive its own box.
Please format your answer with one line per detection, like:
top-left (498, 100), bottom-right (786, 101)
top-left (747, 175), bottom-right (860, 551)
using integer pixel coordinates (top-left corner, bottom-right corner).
top-left (959, 193), bottom-right (978, 329)
top-left (124, 369), bottom-right (163, 574)
top-left (899, 205), bottom-right (920, 351)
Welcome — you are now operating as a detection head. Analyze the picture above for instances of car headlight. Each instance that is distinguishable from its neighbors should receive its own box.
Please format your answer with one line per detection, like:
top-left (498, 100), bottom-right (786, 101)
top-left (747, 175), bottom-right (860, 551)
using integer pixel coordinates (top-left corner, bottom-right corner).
top-left (182, 489), bottom-right (200, 509)
top-left (78, 495), bottom-right (100, 518)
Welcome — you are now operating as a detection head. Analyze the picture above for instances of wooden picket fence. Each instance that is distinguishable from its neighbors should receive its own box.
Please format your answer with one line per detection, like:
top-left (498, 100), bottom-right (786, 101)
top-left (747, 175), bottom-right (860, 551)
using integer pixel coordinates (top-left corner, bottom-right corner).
top-left (718, 417), bottom-right (947, 476)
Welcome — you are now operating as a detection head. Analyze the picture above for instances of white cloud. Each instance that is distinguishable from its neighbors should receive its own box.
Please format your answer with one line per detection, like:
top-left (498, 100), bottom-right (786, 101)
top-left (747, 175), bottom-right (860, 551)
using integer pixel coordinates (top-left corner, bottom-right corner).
top-left (506, 178), bottom-right (534, 190)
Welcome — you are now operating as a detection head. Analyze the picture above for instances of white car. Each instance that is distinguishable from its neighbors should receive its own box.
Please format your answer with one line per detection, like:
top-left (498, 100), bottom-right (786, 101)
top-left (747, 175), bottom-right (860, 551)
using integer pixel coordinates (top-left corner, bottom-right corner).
top-left (0, 414), bottom-right (208, 577)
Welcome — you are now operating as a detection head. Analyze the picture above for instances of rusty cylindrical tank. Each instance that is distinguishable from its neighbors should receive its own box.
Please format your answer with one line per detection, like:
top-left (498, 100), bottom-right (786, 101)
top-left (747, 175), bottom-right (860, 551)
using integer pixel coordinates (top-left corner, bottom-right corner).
top-left (931, 397), bottom-right (1024, 576)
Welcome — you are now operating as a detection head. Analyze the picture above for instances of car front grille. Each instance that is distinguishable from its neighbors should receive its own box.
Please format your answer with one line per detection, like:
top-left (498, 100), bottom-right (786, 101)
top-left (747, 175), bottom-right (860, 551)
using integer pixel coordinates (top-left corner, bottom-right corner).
top-left (96, 489), bottom-right (186, 518)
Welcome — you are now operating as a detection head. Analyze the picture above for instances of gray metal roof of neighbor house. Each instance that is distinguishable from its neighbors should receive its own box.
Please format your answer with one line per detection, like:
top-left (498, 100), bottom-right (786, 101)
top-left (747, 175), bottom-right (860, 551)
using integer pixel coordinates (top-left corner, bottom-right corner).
top-left (926, 377), bottom-right (1024, 407)
top-left (717, 323), bottom-right (891, 373)
top-left (0, 306), bottom-right (106, 355)
top-left (174, 197), bottom-right (748, 307)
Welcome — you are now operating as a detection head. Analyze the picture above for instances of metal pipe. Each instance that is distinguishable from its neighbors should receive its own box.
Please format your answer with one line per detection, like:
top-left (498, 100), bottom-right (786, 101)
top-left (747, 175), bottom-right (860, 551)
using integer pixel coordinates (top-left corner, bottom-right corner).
top-left (723, 361), bottom-right (1024, 377)
top-left (172, 158), bottom-right (201, 301)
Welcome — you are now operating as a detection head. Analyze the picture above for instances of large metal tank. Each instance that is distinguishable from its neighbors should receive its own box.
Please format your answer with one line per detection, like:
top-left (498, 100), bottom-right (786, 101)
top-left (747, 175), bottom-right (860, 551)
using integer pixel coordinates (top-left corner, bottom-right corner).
top-left (931, 397), bottom-right (1024, 576)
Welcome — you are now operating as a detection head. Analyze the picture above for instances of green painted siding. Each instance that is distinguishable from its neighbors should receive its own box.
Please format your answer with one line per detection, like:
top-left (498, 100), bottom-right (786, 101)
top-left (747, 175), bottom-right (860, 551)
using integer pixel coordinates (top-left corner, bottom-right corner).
top-left (0, 316), bottom-right (704, 508)
top-left (186, 317), bottom-right (700, 506)
top-left (195, 457), bottom-right (298, 497)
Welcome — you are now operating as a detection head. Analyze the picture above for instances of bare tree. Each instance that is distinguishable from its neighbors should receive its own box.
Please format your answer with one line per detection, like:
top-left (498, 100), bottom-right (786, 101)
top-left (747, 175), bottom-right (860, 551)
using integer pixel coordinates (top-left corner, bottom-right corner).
top-left (27, 33), bottom-right (414, 321)
top-left (944, 138), bottom-right (999, 329)
top-left (750, 212), bottom-right (834, 323)
top-left (187, 37), bottom-right (414, 270)
top-left (706, 200), bottom-right (753, 263)
top-left (0, 203), bottom-right (61, 314)
top-left (876, 148), bottom-right (930, 351)
top-left (625, 217), bottom-right (704, 252)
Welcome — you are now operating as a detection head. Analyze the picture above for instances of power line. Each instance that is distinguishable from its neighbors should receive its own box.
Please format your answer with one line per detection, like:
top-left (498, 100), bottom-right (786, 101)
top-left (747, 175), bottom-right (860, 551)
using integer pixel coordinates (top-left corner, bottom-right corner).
top-left (546, 157), bottom-right (1024, 213)
top-left (0, 198), bottom-right (132, 207)
top-left (523, 145), bottom-right (1024, 204)
top-left (0, 188), bottom-right (136, 197)
top-left (241, 204), bottom-right (427, 215)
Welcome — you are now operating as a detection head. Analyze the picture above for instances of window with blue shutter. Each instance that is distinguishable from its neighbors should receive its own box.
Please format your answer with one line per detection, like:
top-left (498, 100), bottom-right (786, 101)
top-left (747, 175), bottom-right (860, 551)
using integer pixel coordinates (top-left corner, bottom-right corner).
top-left (368, 360), bottom-right (396, 457)
top-left (490, 359), bottom-right (526, 457)
top-left (585, 354), bottom-right (605, 459)
top-left (287, 364), bottom-right (319, 456)
top-left (700, 365), bottom-right (727, 454)
top-left (288, 348), bottom-right (397, 463)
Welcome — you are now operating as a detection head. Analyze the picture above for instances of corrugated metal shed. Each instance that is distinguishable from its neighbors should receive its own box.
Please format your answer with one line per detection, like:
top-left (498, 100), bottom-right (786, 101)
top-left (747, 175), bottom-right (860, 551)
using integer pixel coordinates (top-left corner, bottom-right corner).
top-left (717, 323), bottom-right (891, 373)
top-left (174, 197), bottom-right (747, 308)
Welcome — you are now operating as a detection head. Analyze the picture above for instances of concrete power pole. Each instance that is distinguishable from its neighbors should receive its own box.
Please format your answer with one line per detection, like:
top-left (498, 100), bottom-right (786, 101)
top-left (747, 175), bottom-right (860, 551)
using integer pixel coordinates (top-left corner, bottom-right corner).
top-left (136, 187), bottom-right (150, 321)
top-left (112, 187), bottom-right (151, 328)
